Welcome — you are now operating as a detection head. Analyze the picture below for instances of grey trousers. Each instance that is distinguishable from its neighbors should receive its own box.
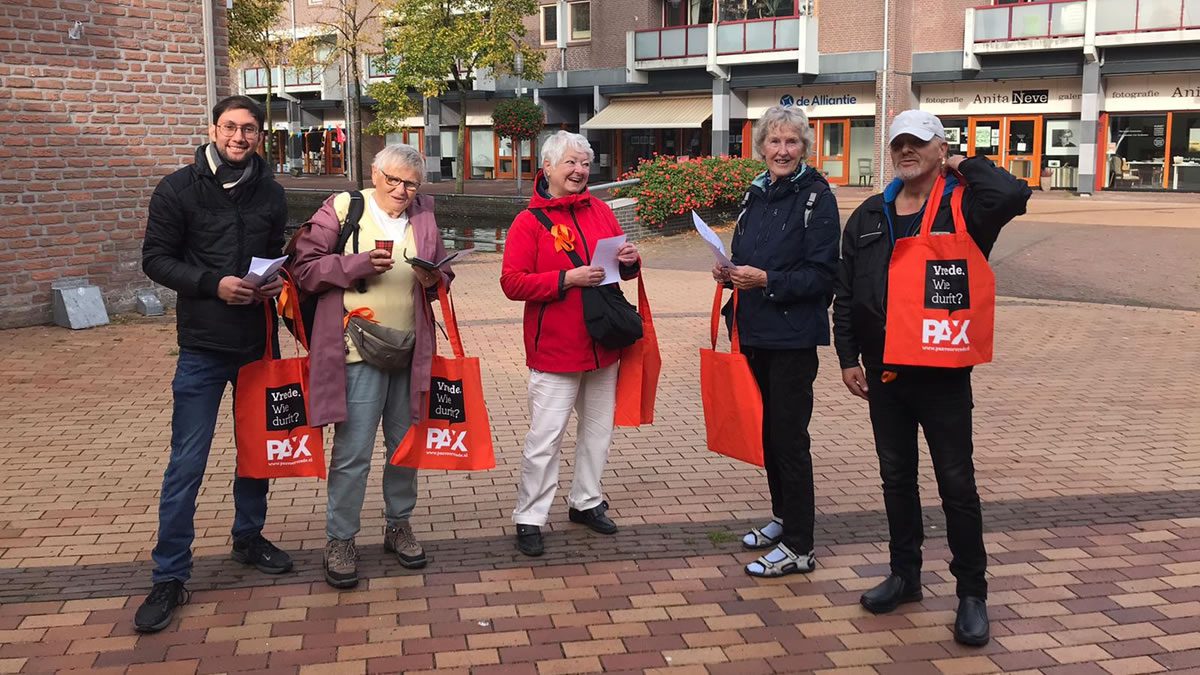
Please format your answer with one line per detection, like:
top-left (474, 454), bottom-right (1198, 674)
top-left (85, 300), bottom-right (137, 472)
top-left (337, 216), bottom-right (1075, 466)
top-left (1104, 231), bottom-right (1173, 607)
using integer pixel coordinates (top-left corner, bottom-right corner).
top-left (326, 362), bottom-right (419, 540)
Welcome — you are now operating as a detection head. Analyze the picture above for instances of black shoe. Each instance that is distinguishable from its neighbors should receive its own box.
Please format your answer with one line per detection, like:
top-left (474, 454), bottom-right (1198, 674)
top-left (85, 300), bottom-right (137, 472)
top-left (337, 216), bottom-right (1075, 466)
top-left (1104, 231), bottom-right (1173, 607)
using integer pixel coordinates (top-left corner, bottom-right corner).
top-left (860, 574), bottom-right (923, 614)
top-left (516, 525), bottom-right (543, 557)
top-left (232, 534), bottom-right (294, 574)
top-left (134, 580), bottom-right (190, 633)
top-left (954, 596), bottom-right (990, 646)
top-left (568, 501), bottom-right (618, 535)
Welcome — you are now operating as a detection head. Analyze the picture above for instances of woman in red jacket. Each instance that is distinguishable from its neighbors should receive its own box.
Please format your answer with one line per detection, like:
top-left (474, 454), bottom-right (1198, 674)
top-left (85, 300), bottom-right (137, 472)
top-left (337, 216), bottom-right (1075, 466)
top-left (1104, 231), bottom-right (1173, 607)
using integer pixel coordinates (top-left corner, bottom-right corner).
top-left (500, 130), bottom-right (641, 556)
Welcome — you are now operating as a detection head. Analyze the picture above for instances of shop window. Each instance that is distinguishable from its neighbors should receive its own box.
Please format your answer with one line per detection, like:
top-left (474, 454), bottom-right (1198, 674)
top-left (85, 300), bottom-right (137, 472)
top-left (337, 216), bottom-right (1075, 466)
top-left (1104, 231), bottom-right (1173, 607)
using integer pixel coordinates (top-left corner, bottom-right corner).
top-left (471, 128), bottom-right (496, 179)
top-left (621, 131), bottom-right (656, 174)
top-left (1107, 115), bottom-right (1168, 190)
top-left (570, 2), bottom-right (590, 41)
top-left (1043, 118), bottom-right (1080, 190)
top-left (1169, 113), bottom-right (1200, 191)
top-left (729, 122), bottom-right (746, 157)
top-left (440, 129), bottom-right (459, 179)
top-left (849, 119), bottom-right (875, 186)
top-left (941, 118), bottom-right (969, 155)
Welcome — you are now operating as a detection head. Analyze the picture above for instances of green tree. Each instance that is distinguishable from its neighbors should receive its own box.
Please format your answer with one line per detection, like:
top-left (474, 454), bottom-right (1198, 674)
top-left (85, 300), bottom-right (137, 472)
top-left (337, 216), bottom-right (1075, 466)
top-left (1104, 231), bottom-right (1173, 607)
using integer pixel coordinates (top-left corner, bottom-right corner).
top-left (228, 0), bottom-right (287, 163)
top-left (367, 0), bottom-right (545, 194)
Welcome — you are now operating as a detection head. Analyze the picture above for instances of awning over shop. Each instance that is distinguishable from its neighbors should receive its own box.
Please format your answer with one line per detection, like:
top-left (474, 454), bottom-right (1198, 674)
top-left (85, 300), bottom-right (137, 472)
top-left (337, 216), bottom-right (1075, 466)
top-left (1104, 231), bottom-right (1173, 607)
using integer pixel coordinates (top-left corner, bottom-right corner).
top-left (582, 96), bottom-right (712, 130)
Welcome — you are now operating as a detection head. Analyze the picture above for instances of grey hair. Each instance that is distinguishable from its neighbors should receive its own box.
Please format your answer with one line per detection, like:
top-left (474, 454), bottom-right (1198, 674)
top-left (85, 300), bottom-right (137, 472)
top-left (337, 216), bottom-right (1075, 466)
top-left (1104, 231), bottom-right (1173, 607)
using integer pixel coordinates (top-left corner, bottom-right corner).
top-left (540, 130), bottom-right (595, 168)
top-left (753, 105), bottom-right (814, 161)
top-left (373, 143), bottom-right (425, 176)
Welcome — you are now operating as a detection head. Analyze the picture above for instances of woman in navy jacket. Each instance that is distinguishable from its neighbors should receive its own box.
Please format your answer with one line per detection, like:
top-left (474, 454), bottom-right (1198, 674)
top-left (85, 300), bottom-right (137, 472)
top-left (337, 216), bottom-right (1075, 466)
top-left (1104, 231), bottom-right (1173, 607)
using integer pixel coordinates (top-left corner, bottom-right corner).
top-left (713, 105), bottom-right (841, 577)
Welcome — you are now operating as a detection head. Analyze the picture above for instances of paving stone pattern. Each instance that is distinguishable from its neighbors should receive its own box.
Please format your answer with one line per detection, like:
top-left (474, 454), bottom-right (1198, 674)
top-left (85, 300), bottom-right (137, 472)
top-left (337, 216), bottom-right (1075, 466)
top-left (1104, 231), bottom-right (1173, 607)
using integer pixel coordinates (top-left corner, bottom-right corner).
top-left (0, 257), bottom-right (1197, 674)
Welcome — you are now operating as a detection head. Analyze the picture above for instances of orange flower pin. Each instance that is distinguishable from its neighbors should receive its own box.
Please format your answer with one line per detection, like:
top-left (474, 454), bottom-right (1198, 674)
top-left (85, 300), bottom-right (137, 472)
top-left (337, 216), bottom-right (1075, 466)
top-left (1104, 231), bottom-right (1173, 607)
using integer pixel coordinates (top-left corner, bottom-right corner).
top-left (551, 223), bottom-right (576, 253)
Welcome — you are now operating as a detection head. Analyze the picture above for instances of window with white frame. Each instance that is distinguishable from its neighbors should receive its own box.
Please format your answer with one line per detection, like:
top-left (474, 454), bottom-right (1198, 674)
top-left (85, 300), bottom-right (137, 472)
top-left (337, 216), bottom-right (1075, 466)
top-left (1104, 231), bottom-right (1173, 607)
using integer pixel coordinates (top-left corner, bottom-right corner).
top-left (569, 2), bottom-right (590, 41)
top-left (541, 2), bottom-right (590, 44)
top-left (541, 4), bottom-right (557, 44)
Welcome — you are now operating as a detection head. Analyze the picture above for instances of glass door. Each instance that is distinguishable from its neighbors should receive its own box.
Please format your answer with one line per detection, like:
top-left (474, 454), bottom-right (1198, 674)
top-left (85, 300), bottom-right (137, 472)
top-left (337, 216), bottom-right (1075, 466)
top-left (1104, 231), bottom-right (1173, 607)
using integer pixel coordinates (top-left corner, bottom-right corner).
top-left (968, 118), bottom-right (1003, 165)
top-left (816, 119), bottom-right (849, 185)
top-left (496, 135), bottom-right (516, 179)
top-left (1005, 116), bottom-right (1041, 182)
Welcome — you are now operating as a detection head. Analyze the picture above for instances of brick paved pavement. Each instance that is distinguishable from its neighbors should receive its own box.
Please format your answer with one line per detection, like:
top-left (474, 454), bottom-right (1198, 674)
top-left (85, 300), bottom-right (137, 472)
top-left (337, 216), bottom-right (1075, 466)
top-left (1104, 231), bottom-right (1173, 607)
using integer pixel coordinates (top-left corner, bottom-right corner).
top-left (0, 250), bottom-right (1198, 673)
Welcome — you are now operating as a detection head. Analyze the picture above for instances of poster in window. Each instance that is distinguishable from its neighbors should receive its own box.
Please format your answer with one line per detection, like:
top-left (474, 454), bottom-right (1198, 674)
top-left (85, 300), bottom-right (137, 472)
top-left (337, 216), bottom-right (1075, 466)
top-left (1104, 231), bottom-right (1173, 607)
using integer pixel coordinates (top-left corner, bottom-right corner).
top-left (944, 127), bottom-right (961, 145)
top-left (1045, 119), bottom-right (1080, 156)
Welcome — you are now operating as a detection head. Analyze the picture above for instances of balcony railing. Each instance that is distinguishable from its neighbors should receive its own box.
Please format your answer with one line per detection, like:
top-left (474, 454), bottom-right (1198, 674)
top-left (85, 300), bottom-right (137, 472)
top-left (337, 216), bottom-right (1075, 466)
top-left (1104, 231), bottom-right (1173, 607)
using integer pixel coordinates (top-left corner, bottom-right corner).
top-left (243, 67), bottom-right (269, 89)
top-left (1095, 0), bottom-right (1200, 34)
top-left (716, 16), bottom-right (800, 54)
top-left (284, 67), bottom-right (321, 87)
top-left (633, 24), bottom-right (708, 60)
top-left (973, 0), bottom-right (1085, 42)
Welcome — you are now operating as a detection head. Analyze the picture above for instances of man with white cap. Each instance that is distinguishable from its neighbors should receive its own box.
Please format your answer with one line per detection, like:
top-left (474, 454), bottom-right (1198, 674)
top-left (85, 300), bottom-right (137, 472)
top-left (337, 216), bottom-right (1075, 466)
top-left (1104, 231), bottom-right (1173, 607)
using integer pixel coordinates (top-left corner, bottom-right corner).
top-left (832, 110), bottom-right (1031, 646)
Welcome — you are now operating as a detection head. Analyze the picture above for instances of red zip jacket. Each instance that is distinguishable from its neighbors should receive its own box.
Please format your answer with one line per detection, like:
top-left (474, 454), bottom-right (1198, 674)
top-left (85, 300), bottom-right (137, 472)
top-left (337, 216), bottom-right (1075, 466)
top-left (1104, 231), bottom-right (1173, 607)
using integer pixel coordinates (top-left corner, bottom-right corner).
top-left (500, 175), bottom-right (638, 373)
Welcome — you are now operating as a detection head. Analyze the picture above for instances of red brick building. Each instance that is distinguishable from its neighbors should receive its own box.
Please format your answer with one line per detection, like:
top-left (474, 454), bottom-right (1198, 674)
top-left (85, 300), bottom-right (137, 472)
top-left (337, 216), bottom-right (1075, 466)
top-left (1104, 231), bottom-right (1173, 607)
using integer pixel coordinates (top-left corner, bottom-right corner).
top-left (0, 0), bottom-right (232, 328)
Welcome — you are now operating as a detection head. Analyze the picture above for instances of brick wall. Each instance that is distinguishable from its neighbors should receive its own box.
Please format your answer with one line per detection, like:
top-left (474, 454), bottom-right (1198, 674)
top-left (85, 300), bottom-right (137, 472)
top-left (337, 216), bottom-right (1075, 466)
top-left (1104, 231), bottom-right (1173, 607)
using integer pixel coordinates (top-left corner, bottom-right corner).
top-left (0, 0), bottom-right (229, 328)
top-left (818, 0), bottom-right (884, 54)
top-left (530, 0), bottom-right (657, 72)
top-left (911, 0), bottom-right (975, 53)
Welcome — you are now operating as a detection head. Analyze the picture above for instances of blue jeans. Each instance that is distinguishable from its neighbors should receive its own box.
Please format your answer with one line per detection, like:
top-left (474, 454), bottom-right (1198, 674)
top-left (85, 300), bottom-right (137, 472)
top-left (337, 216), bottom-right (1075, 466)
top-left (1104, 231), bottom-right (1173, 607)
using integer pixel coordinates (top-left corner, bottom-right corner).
top-left (151, 348), bottom-right (270, 584)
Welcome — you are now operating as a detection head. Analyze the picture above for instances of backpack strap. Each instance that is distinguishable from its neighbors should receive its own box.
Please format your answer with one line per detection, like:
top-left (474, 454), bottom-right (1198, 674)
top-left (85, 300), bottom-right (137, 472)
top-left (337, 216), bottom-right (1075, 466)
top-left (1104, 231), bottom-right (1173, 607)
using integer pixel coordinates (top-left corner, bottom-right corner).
top-left (336, 191), bottom-right (367, 294)
top-left (528, 208), bottom-right (587, 268)
top-left (802, 184), bottom-right (825, 229)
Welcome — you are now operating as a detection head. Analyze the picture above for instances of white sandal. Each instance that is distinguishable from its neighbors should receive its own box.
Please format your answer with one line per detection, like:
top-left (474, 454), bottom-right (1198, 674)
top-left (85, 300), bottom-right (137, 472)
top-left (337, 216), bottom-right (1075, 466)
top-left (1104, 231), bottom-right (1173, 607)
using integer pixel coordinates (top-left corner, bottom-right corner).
top-left (742, 517), bottom-right (784, 550)
top-left (745, 542), bottom-right (816, 578)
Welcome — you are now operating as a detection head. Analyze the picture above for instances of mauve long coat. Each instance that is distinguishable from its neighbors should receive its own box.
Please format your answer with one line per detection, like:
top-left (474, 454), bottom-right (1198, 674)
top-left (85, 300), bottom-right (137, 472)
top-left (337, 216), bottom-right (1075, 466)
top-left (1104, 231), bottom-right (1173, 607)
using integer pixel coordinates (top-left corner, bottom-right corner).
top-left (289, 192), bottom-right (452, 427)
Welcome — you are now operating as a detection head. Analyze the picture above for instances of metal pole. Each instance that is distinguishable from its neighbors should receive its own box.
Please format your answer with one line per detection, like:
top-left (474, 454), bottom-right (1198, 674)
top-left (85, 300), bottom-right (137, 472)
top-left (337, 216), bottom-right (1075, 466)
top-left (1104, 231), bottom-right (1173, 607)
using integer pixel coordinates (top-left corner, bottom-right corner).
top-left (879, 0), bottom-right (890, 187)
top-left (515, 47), bottom-right (524, 197)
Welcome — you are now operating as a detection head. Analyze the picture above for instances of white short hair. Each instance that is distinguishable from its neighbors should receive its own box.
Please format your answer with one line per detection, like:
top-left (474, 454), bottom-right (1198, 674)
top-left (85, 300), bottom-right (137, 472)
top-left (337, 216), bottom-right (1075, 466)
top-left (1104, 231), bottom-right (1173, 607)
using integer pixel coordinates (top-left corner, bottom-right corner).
top-left (753, 105), bottom-right (814, 161)
top-left (373, 143), bottom-right (425, 176)
top-left (540, 130), bottom-right (595, 167)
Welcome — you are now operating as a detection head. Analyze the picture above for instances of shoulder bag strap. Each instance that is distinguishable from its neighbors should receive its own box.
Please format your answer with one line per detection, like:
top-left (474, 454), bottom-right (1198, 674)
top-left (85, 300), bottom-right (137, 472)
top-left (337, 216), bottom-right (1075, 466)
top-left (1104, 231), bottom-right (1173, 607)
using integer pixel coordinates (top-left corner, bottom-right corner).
top-left (528, 207), bottom-right (587, 268)
top-left (917, 174), bottom-right (948, 238)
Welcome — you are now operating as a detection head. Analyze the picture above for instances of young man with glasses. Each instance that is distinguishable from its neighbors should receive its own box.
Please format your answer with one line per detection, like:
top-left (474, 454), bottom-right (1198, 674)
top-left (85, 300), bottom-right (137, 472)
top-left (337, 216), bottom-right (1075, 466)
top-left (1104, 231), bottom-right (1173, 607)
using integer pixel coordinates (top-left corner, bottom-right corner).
top-left (137, 95), bottom-right (291, 633)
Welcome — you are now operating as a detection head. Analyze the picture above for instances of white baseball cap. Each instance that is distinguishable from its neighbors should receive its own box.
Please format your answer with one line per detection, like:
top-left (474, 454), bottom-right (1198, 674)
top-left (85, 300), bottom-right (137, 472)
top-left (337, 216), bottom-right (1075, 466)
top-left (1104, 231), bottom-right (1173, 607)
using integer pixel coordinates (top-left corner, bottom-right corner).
top-left (888, 110), bottom-right (945, 144)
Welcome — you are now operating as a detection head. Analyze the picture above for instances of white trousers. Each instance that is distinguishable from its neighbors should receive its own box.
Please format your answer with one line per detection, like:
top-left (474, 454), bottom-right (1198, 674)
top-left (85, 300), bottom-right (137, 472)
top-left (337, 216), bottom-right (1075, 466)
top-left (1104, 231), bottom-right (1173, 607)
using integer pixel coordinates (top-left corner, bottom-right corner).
top-left (512, 363), bottom-right (618, 526)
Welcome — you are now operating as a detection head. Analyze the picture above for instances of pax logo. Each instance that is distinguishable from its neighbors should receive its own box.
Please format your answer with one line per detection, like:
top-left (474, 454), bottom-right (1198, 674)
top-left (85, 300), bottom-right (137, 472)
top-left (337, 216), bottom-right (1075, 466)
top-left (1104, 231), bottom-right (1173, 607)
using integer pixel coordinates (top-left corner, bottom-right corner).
top-left (426, 428), bottom-right (467, 454)
top-left (266, 435), bottom-right (312, 461)
top-left (922, 319), bottom-right (970, 346)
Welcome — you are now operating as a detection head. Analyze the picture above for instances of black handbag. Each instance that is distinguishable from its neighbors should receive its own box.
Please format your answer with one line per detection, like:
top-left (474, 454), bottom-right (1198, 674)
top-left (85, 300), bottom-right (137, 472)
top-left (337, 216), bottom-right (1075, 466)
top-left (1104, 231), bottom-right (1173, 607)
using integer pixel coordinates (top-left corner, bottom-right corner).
top-left (528, 208), bottom-right (643, 350)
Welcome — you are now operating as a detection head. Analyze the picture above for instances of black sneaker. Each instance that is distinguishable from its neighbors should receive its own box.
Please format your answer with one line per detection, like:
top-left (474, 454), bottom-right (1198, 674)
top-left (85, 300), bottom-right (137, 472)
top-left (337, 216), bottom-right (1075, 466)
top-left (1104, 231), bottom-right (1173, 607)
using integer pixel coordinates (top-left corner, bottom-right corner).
top-left (516, 524), bottom-right (544, 557)
top-left (568, 501), bottom-right (618, 535)
top-left (134, 580), bottom-right (190, 633)
top-left (231, 534), bottom-right (294, 574)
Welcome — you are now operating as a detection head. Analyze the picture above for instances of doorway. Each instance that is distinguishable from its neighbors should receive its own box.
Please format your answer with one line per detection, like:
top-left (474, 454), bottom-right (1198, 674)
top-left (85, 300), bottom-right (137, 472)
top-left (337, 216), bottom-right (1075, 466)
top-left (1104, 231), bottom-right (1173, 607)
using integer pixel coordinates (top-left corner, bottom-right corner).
top-left (814, 119), bottom-right (849, 185)
top-left (967, 116), bottom-right (1042, 183)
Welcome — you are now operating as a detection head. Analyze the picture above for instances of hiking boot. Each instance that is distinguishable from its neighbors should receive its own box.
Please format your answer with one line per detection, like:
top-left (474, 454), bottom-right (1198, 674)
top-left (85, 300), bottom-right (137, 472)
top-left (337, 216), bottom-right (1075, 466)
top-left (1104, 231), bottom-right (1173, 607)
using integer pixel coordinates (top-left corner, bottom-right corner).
top-left (231, 533), bottom-right (294, 574)
top-left (323, 538), bottom-right (359, 589)
top-left (134, 580), bottom-right (190, 633)
top-left (384, 520), bottom-right (427, 569)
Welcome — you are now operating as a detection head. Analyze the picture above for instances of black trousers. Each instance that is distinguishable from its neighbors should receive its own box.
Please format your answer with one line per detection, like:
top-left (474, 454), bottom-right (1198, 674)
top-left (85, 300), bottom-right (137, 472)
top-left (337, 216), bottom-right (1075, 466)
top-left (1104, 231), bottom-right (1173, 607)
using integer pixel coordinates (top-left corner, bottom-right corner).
top-left (866, 367), bottom-right (987, 599)
top-left (745, 347), bottom-right (818, 554)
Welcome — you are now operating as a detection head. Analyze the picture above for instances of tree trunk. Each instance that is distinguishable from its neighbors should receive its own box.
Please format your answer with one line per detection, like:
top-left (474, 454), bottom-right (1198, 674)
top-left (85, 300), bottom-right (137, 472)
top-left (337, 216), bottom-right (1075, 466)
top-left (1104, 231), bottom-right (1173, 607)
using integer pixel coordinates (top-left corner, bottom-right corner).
top-left (264, 65), bottom-right (273, 168)
top-left (456, 87), bottom-right (466, 195)
top-left (349, 47), bottom-right (365, 190)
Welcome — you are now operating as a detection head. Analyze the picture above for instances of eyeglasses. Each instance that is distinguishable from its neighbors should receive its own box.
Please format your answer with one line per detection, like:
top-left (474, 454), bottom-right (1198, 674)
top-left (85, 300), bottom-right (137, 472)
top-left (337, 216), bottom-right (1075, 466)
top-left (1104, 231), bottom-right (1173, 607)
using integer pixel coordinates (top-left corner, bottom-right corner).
top-left (216, 123), bottom-right (261, 138)
top-left (378, 169), bottom-right (421, 192)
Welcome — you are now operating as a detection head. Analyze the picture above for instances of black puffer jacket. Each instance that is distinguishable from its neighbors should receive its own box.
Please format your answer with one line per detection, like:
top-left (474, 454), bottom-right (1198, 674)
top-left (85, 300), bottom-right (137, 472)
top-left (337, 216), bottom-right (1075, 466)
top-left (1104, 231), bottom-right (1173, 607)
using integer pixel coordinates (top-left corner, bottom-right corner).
top-left (724, 166), bottom-right (840, 349)
top-left (832, 156), bottom-right (1031, 371)
top-left (142, 145), bottom-right (287, 356)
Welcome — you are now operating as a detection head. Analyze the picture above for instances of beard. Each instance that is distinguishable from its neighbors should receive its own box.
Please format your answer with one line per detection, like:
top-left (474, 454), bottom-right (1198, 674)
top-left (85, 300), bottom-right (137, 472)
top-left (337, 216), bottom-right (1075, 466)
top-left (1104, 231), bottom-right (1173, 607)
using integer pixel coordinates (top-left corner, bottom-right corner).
top-left (895, 162), bottom-right (930, 181)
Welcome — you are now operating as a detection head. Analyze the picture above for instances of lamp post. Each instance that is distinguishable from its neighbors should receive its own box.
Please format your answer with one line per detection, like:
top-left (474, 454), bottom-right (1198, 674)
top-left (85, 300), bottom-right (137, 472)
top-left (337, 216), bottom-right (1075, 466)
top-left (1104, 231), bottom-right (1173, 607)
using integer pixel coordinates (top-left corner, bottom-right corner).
top-left (515, 46), bottom-right (525, 197)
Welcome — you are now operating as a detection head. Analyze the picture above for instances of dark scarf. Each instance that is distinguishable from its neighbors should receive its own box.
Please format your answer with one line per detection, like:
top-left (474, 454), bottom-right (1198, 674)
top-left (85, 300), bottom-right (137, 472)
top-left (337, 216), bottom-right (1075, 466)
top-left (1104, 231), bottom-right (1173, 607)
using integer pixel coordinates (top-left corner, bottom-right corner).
top-left (204, 143), bottom-right (258, 198)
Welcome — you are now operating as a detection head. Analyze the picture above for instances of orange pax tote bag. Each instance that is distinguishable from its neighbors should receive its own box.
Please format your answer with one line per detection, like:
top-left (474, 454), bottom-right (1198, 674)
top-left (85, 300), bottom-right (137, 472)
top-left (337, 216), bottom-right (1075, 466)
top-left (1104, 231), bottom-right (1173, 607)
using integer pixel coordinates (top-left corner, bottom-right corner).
top-left (234, 271), bottom-right (327, 479)
top-left (883, 175), bottom-right (996, 368)
top-left (699, 284), bottom-right (765, 467)
top-left (390, 283), bottom-right (496, 471)
top-left (614, 273), bottom-right (662, 427)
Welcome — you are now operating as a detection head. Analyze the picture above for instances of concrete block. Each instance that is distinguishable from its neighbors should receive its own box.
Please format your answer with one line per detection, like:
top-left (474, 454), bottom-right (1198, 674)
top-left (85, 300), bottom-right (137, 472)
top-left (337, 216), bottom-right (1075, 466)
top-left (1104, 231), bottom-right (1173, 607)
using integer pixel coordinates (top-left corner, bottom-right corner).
top-left (51, 277), bottom-right (109, 330)
top-left (135, 289), bottom-right (164, 316)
